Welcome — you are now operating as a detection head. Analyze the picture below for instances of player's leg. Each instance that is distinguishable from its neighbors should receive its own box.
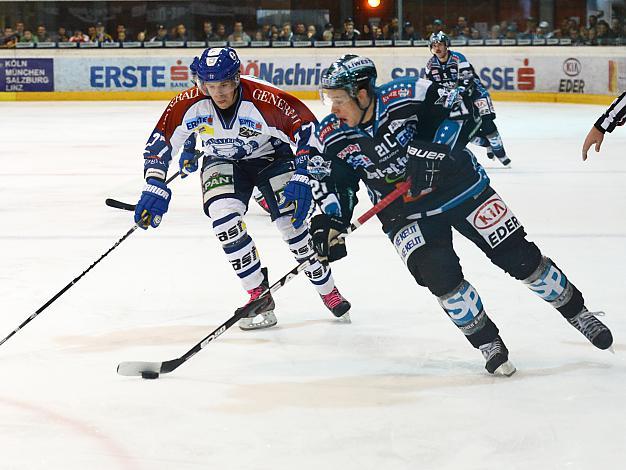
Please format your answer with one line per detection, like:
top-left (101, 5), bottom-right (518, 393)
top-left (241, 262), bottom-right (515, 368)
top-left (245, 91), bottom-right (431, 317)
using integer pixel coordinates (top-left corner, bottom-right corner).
top-left (474, 96), bottom-right (510, 166)
top-left (257, 159), bottom-right (351, 320)
top-left (201, 157), bottom-right (277, 330)
top-left (455, 186), bottom-right (613, 350)
top-left (391, 218), bottom-right (515, 376)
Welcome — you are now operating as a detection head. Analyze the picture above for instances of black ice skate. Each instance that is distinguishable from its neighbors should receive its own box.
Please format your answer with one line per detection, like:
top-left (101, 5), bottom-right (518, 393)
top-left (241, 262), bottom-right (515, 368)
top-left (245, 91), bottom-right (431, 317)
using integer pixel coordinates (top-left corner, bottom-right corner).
top-left (320, 287), bottom-right (351, 322)
top-left (566, 309), bottom-right (613, 350)
top-left (238, 268), bottom-right (277, 331)
top-left (479, 336), bottom-right (516, 376)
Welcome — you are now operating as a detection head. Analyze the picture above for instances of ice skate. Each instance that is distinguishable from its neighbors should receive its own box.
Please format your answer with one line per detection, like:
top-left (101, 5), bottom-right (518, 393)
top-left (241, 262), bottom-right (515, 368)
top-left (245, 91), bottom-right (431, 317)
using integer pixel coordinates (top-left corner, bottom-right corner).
top-left (566, 309), bottom-right (613, 350)
top-left (238, 268), bottom-right (277, 331)
top-left (320, 287), bottom-right (351, 322)
top-left (479, 336), bottom-right (516, 376)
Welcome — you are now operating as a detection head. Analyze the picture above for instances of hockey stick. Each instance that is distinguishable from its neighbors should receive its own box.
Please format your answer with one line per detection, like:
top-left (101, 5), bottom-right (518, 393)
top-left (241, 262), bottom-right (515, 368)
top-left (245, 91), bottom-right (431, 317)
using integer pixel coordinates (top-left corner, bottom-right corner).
top-left (0, 165), bottom-right (198, 349)
top-left (117, 180), bottom-right (427, 378)
top-left (105, 167), bottom-right (187, 212)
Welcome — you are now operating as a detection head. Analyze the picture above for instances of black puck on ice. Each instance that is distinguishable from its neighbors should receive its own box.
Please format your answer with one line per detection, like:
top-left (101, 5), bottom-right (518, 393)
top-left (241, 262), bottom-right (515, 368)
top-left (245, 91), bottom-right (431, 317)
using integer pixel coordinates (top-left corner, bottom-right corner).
top-left (141, 371), bottom-right (159, 379)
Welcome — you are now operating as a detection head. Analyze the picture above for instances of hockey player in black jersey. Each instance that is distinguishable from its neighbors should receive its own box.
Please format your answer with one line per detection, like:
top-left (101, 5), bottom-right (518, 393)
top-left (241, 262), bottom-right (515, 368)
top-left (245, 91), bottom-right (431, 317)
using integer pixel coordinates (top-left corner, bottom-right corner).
top-left (309, 54), bottom-right (613, 376)
top-left (426, 32), bottom-right (511, 167)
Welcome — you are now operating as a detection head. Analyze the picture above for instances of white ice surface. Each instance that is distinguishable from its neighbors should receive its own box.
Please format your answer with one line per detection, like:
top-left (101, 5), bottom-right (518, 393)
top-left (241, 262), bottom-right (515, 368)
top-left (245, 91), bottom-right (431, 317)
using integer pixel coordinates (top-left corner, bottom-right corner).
top-left (0, 100), bottom-right (625, 470)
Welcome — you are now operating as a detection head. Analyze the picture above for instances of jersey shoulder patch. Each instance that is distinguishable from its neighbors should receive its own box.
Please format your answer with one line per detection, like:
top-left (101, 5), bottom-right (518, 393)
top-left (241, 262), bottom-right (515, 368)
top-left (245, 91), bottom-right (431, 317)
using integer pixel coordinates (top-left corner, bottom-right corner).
top-left (317, 114), bottom-right (345, 144)
top-left (377, 77), bottom-right (432, 109)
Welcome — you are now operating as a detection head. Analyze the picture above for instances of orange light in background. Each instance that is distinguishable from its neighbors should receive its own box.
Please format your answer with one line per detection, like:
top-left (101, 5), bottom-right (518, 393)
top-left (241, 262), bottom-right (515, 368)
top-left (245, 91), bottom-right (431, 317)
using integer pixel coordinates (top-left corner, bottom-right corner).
top-left (367, 0), bottom-right (381, 7)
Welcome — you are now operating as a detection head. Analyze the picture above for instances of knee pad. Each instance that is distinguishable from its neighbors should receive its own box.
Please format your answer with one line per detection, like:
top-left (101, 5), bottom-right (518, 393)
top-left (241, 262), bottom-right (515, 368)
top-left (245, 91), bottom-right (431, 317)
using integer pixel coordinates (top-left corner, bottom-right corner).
top-left (490, 237), bottom-right (542, 281)
top-left (406, 248), bottom-right (463, 297)
top-left (438, 280), bottom-right (499, 347)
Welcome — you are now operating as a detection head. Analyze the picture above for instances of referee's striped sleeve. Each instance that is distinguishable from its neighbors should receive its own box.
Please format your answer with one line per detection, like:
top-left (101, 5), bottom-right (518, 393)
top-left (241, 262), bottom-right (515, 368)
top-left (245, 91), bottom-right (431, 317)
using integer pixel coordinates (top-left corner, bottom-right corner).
top-left (594, 91), bottom-right (626, 133)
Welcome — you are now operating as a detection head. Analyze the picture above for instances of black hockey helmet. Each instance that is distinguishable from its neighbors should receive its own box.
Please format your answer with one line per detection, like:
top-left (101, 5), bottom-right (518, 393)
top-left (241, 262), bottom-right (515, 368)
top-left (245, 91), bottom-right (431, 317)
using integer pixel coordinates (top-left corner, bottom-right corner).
top-left (429, 31), bottom-right (450, 49)
top-left (320, 54), bottom-right (377, 102)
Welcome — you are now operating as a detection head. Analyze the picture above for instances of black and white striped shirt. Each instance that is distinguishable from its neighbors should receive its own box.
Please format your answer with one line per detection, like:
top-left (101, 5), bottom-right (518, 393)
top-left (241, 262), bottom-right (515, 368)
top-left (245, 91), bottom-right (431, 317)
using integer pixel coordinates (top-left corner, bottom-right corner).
top-left (594, 91), bottom-right (626, 133)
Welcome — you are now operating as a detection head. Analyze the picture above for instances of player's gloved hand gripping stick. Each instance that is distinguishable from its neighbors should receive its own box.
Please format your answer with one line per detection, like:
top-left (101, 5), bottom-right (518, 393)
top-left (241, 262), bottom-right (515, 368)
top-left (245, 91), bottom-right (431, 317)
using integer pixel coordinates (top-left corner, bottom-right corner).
top-left (116, 180), bottom-right (430, 379)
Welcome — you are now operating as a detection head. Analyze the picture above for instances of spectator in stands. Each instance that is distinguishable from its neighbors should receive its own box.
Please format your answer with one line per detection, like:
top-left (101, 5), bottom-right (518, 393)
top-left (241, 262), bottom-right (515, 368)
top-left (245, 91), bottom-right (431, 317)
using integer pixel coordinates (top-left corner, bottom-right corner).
top-left (56, 27), bottom-right (69, 42)
top-left (19, 30), bottom-right (37, 44)
top-left (361, 23), bottom-right (371, 39)
top-left (117, 31), bottom-right (132, 43)
top-left (87, 26), bottom-right (96, 41)
top-left (260, 24), bottom-right (271, 39)
top-left (279, 22), bottom-right (293, 41)
top-left (14, 21), bottom-right (25, 40)
top-left (214, 23), bottom-right (228, 41)
top-left (1, 27), bottom-right (18, 48)
top-left (203, 21), bottom-right (219, 41)
top-left (372, 23), bottom-right (384, 40)
top-left (341, 17), bottom-right (360, 40)
top-left (568, 27), bottom-right (584, 45)
top-left (150, 24), bottom-right (168, 42)
top-left (610, 18), bottom-right (622, 38)
top-left (36, 25), bottom-right (50, 42)
top-left (588, 14), bottom-right (598, 31)
top-left (69, 29), bottom-right (88, 42)
top-left (471, 28), bottom-right (483, 40)
top-left (534, 21), bottom-right (550, 39)
top-left (116, 24), bottom-right (126, 37)
top-left (596, 20), bottom-right (613, 44)
top-left (403, 21), bottom-right (420, 40)
top-left (322, 29), bottom-right (333, 41)
top-left (307, 25), bottom-right (319, 41)
top-left (519, 17), bottom-right (537, 39)
top-left (228, 21), bottom-right (251, 42)
top-left (451, 16), bottom-right (468, 37)
top-left (292, 22), bottom-right (308, 41)
top-left (489, 24), bottom-right (502, 39)
top-left (504, 24), bottom-right (518, 39)
top-left (93, 22), bottom-right (113, 43)
top-left (387, 17), bottom-right (400, 40)
top-left (253, 30), bottom-right (264, 41)
top-left (433, 19), bottom-right (444, 34)
top-left (173, 24), bottom-right (188, 42)
top-left (136, 31), bottom-right (146, 42)
top-left (268, 24), bottom-right (279, 40)
top-left (586, 24), bottom-right (597, 44)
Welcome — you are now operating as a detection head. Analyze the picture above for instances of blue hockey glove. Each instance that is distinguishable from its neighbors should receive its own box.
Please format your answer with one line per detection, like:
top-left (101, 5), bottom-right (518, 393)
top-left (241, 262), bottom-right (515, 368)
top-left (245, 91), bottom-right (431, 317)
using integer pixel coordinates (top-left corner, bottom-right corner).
top-left (310, 214), bottom-right (349, 264)
top-left (279, 168), bottom-right (313, 229)
top-left (134, 178), bottom-right (172, 229)
top-left (405, 140), bottom-right (449, 196)
top-left (179, 134), bottom-right (199, 178)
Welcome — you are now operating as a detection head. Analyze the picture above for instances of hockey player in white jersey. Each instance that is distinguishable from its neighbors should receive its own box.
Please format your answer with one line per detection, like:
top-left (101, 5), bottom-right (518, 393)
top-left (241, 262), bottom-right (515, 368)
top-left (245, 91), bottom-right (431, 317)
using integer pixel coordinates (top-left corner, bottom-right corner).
top-left (133, 47), bottom-right (351, 329)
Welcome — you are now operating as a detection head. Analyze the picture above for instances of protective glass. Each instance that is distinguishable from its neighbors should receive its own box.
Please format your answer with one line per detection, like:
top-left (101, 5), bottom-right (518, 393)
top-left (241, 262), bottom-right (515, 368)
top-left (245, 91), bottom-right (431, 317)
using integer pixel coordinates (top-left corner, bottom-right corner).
top-left (319, 88), bottom-right (352, 107)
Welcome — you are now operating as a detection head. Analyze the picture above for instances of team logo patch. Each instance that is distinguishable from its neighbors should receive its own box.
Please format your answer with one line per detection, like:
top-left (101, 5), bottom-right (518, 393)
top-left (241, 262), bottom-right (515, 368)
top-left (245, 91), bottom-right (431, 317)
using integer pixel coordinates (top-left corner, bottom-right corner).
top-left (239, 117), bottom-right (262, 130)
top-left (186, 115), bottom-right (213, 130)
top-left (467, 194), bottom-right (522, 248)
top-left (318, 120), bottom-right (340, 142)
top-left (381, 87), bottom-right (413, 105)
top-left (336, 143), bottom-right (362, 160)
top-left (239, 127), bottom-right (261, 138)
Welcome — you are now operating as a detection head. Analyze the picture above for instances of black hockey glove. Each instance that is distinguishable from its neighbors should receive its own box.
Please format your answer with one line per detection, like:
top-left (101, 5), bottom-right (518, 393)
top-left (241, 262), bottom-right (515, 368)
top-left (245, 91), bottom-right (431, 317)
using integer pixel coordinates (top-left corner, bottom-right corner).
top-left (310, 214), bottom-right (349, 264)
top-left (405, 140), bottom-right (449, 196)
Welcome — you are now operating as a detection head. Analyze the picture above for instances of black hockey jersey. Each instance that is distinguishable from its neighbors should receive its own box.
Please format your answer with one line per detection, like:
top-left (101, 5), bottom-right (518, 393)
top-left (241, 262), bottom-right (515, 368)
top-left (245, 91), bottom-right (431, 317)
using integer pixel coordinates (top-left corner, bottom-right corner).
top-left (311, 77), bottom-right (489, 231)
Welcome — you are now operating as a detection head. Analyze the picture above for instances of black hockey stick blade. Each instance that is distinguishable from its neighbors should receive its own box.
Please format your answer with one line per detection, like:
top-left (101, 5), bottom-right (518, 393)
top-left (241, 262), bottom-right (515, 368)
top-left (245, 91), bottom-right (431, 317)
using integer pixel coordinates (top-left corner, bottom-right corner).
top-left (105, 198), bottom-right (136, 212)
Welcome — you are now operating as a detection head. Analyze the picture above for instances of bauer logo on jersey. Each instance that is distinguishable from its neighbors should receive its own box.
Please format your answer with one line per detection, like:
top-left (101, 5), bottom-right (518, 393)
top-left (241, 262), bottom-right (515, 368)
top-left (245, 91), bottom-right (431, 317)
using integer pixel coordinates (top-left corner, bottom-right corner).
top-left (467, 195), bottom-right (521, 248)
top-left (393, 221), bottom-right (425, 264)
top-left (185, 115), bottom-right (213, 130)
top-left (381, 86), bottom-right (413, 105)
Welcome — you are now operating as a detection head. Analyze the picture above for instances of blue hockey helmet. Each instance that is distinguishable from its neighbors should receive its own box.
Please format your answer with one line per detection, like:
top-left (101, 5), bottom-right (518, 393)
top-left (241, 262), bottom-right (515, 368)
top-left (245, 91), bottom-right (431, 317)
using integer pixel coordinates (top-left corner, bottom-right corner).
top-left (194, 47), bottom-right (241, 83)
top-left (429, 32), bottom-right (450, 49)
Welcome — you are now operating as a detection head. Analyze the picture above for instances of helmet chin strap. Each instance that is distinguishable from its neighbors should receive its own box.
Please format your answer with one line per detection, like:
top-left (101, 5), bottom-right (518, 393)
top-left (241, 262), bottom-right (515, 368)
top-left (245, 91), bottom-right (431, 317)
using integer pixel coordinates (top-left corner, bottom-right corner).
top-left (355, 92), bottom-right (374, 126)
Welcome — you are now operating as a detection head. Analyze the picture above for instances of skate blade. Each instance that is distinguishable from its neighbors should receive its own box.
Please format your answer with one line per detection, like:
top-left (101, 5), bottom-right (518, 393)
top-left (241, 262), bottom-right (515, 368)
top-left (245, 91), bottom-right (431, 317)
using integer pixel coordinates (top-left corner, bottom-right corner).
top-left (493, 360), bottom-right (517, 377)
top-left (335, 312), bottom-right (352, 324)
top-left (238, 311), bottom-right (278, 331)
